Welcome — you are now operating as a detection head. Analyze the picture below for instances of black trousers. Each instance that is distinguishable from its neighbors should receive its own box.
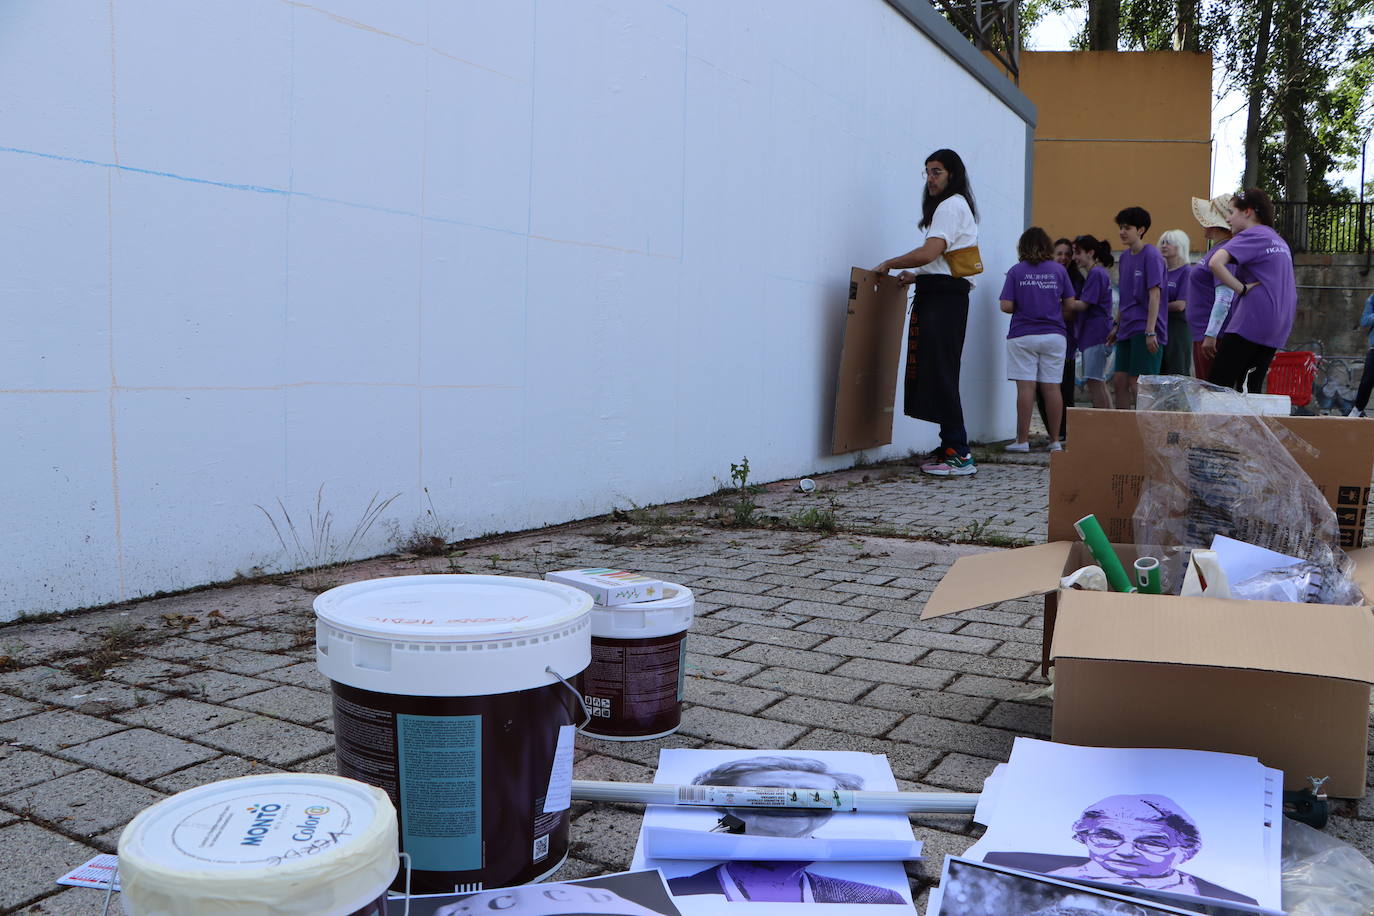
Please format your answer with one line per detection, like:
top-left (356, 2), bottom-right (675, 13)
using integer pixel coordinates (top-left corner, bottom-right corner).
top-left (1208, 334), bottom-right (1276, 393)
top-left (1356, 348), bottom-right (1374, 412)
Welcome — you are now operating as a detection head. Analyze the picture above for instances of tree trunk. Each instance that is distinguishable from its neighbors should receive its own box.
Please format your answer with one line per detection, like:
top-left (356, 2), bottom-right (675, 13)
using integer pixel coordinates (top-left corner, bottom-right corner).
top-left (1279, 0), bottom-right (1308, 249)
top-left (1241, 0), bottom-right (1275, 188)
top-left (1086, 0), bottom-right (1120, 50)
top-left (1173, 0), bottom-right (1199, 51)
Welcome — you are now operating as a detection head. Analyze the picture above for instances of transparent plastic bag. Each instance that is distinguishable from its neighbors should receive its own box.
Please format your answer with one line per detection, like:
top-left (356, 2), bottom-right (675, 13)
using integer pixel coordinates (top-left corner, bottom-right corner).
top-left (1231, 561), bottom-right (1363, 606)
top-left (1131, 377), bottom-right (1363, 603)
top-left (1281, 819), bottom-right (1374, 916)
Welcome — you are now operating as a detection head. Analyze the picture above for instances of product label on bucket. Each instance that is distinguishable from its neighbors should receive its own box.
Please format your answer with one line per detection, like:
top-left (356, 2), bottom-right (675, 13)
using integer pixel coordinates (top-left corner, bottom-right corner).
top-left (158, 790), bottom-right (362, 866)
top-left (581, 633), bottom-right (685, 736)
top-left (396, 714), bottom-right (481, 873)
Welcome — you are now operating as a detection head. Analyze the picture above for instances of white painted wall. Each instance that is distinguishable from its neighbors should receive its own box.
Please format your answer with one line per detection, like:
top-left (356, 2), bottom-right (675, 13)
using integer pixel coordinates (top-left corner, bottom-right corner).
top-left (0, 0), bottom-right (1026, 620)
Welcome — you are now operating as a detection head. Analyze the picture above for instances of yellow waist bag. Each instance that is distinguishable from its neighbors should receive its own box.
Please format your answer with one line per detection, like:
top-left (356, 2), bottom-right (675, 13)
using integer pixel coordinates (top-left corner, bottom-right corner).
top-left (944, 245), bottom-right (983, 279)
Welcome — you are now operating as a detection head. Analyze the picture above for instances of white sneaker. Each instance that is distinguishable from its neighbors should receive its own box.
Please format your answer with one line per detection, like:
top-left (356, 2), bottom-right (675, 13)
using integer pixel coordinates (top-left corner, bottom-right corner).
top-left (1004, 441), bottom-right (1030, 453)
top-left (1349, 408), bottom-right (1366, 418)
top-left (1048, 441), bottom-right (1064, 452)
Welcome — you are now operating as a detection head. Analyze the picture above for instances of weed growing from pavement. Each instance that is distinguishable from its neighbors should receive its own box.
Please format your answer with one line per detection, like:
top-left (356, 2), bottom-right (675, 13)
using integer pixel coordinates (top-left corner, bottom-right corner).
top-left (716, 456), bottom-right (760, 526)
top-left (257, 485), bottom-right (400, 590)
top-left (68, 620), bottom-right (150, 681)
top-left (780, 500), bottom-right (839, 533)
top-left (393, 487), bottom-right (455, 557)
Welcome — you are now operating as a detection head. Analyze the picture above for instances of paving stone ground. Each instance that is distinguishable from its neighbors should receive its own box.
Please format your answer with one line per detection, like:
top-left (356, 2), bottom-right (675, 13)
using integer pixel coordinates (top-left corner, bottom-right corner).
top-left (3, 446), bottom-right (1373, 913)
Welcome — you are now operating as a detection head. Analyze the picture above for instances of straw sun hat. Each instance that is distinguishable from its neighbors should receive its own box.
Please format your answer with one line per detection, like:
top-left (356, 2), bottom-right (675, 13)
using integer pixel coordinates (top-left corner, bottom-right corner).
top-left (1191, 194), bottom-right (1234, 230)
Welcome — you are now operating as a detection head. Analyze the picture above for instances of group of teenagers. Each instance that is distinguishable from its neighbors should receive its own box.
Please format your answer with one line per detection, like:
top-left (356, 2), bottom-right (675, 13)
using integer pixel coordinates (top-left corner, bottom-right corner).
top-left (875, 148), bottom-right (1298, 478)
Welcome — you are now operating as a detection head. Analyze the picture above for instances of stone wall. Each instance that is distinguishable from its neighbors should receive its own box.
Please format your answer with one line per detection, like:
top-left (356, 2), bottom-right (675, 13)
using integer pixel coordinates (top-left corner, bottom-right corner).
top-left (1291, 253), bottom-right (1374, 356)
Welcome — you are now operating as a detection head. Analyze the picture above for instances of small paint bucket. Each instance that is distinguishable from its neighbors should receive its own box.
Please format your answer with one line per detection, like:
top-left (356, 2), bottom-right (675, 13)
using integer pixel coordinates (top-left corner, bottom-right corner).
top-left (314, 575), bottom-right (592, 895)
top-left (117, 773), bottom-right (396, 915)
top-left (572, 581), bottom-right (694, 741)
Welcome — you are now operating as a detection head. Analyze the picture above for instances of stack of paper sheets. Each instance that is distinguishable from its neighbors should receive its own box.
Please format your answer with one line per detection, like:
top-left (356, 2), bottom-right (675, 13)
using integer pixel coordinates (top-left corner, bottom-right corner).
top-left (943, 738), bottom-right (1282, 915)
top-left (631, 748), bottom-right (921, 914)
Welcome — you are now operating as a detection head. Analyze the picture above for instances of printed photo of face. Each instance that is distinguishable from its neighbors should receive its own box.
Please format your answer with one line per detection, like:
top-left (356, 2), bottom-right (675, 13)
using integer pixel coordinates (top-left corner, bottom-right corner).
top-left (428, 885), bottom-right (663, 916)
top-left (689, 755), bottom-right (864, 839)
top-left (1077, 817), bottom-right (1188, 880)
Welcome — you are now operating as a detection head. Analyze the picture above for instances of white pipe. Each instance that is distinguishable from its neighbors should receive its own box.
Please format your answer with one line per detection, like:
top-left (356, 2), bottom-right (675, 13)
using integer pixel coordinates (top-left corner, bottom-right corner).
top-left (572, 780), bottom-right (979, 814)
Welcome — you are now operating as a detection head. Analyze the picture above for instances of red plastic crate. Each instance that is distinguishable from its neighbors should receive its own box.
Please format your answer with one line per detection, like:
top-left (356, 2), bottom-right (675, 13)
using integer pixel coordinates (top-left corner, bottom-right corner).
top-left (1265, 350), bottom-right (1318, 407)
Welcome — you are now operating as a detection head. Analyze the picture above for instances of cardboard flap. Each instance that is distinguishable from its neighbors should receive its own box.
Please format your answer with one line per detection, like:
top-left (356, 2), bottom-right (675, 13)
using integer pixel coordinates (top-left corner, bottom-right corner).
top-left (1051, 590), bottom-right (1374, 683)
top-left (921, 542), bottom-right (1074, 619)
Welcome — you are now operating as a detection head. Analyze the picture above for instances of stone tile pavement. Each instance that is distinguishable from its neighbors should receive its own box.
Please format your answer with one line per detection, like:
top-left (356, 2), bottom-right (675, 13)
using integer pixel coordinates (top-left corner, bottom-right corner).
top-left (3, 452), bottom-right (1373, 913)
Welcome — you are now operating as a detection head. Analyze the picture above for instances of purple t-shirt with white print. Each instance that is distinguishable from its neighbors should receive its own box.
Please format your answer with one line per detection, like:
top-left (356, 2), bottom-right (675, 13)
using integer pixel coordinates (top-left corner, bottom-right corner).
top-left (1075, 265), bottom-right (1113, 350)
top-left (1220, 225), bottom-right (1297, 349)
top-left (1000, 260), bottom-right (1071, 339)
top-left (1166, 264), bottom-right (1189, 305)
top-left (1117, 243), bottom-right (1168, 344)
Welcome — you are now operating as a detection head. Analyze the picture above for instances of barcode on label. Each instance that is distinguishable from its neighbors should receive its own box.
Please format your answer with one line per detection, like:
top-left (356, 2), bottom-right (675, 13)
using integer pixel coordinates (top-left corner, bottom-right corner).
top-left (533, 833), bottom-right (549, 862)
top-left (679, 787), bottom-right (708, 803)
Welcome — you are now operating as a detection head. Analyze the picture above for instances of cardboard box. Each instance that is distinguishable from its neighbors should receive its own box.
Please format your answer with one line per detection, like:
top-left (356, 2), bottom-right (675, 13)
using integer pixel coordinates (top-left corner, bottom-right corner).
top-left (921, 409), bottom-right (1374, 797)
top-left (545, 568), bottom-right (667, 606)
top-left (1047, 408), bottom-right (1374, 549)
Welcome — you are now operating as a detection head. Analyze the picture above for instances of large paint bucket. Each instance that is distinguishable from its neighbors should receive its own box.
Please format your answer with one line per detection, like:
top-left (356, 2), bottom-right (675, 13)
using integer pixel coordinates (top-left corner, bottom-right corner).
top-left (314, 575), bottom-right (592, 895)
top-left (572, 581), bottom-right (693, 741)
top-left (117, 773), bottom-right (396, 915)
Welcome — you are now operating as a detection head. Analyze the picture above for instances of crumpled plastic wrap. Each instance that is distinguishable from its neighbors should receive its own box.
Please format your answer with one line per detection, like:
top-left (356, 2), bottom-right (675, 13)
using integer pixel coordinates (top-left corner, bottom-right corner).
top-left (1281, 819), bottom-right (1374, 916)
top-left (1132, 376), bottom-right (1363, 603)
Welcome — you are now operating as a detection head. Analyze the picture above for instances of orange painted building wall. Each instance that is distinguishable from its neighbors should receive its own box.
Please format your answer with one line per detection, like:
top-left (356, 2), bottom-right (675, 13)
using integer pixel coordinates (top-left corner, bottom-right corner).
top-left (1019, 51), bottom-right (1212, 253)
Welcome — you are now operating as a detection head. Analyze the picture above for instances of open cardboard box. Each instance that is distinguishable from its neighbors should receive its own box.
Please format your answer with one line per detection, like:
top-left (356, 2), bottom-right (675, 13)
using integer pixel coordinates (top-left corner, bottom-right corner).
top-left (921, 409), bottom-right (1374, 797)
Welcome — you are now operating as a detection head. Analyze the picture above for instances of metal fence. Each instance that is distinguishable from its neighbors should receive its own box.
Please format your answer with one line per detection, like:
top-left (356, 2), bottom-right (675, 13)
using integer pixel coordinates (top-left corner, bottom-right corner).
top-left (1275, 201), bottom-right (1373, 253)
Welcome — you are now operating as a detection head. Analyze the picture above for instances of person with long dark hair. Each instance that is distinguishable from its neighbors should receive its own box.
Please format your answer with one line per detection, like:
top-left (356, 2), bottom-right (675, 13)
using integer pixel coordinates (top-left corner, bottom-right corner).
top-left (1207, 188), bottom-right (1297, 392)
top-left (875, 149), bottom-right (979, 477)
top-left (1070, 235), bottom-right (1115, 409)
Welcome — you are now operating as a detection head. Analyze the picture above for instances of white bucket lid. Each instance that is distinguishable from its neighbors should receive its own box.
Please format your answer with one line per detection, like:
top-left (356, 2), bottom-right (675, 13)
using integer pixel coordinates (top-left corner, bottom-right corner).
top-left (315, 575), bottom-right (592, 697)
top-left (587, 582), bottom-right (695, 640)
top-left (118, 774), bottom-right (396, 916)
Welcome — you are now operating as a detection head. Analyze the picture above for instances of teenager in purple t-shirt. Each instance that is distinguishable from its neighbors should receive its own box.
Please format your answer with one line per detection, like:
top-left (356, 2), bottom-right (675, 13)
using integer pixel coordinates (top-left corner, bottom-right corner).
top-left (1000, 227), bottom-right (1073, 451)
top-left (1070, 235), bottom-right (1114, 409)
top-left (1107, 206), bottom-right (1166, 409)
top-left (1185, 194), bottom-right (1236, 381)
top-left (1208, 188), bottom-right (1297, 392)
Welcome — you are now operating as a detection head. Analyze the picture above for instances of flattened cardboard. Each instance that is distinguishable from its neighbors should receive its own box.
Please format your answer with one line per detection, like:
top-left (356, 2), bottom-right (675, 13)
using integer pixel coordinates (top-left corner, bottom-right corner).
top-left (920, 542), bottom-right (1074, 619)
top-left (1052, 658), bottom-right (1371, 796)
top-left (1047, 408), bottom-right (1374, 548)
top-left (831, 268), bottom-right (909, 454)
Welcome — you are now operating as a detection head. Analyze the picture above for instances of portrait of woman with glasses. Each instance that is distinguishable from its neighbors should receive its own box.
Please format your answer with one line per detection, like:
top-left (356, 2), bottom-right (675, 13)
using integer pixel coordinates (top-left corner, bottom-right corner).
top-left (986, 794), bottom-right (1257, 906)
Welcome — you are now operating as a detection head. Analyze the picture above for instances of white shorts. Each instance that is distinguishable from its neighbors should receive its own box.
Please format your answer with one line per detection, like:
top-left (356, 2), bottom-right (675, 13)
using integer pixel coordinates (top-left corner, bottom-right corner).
top-left (1007, 333), bottom-right (1067, 383)
top-left (1081, 343), bottom-right (1111, 381)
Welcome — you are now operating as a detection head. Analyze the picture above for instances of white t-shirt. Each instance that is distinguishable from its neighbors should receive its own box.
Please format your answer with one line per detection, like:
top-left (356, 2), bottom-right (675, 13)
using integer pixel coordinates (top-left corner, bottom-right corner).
top-left (914, 194), bottom-right (979, 285)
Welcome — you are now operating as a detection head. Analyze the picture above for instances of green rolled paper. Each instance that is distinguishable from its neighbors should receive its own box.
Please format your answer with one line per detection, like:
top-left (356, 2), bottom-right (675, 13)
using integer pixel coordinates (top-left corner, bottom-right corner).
top-left (1073, 514), bottom-right (1136, 593)
top-left (1134, 556), bottom-right (1162, 595)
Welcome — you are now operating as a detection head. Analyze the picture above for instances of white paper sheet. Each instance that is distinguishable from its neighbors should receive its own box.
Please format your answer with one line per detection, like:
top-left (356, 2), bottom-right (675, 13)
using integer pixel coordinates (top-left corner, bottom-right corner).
top-left (543, 724), bottom-right (576, 813)
top-left (634, 749), bottom-right (917, 913)
top-left (644, 826), bottom-right (921, 861)
top-left (1209, 535), bottom-right (1303, 587)
top-left (963, 739), bottom-right (1282, 915)
top-left (56, 853), bottom-right (120, 891)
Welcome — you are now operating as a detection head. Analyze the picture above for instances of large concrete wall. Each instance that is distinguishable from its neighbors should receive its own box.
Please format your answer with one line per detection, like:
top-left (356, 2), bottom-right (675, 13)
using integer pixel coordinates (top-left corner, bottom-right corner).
top-left (1291, 254), bottom-right (1374, 356)
top-left (1, 0), bottom-right (1031, 619)
top-left (1021, 51), bottom-right (1212, 250)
